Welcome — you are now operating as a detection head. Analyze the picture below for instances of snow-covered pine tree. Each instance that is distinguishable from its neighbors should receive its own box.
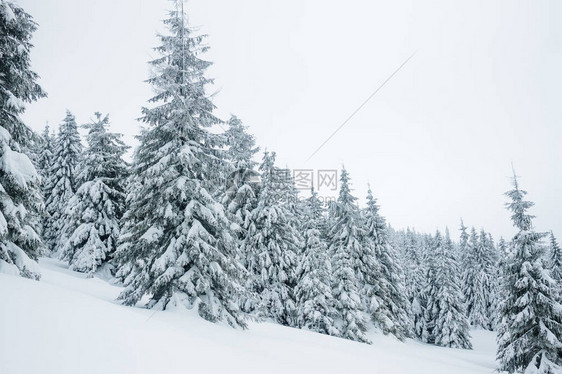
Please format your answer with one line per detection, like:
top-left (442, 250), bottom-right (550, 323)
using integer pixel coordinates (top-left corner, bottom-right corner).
top-left (497, 174), bottom-right (562, 374)
top-left (43, 111), bottom-right (82, 254)
top-left (495, 235), bottom-right (513, 330)
top-left (0, 0), bottom-right (46, 279)
top-left (242, 151), bottom-right (300, 325)
top-left (361, 187), bottom-right (411, 340)
top-left (328, 167), bottom-right (370, 343)
top-left (400, 228), bottom-right (426, 339)
top-left (420, 234), bottom-right (438, 344)
top-left (458, 219), bottom-right (469, 266)
top-left (30, 124), bottom-right (54, 238)
top-left (483, 229), bottom-right (500, 329)
top-left (113, 1), bottom-right (246, 328)
top-left (281, 167), bottom-right (306, 262)
top-left (487, 232), bottom-right (498, 260)
top-left (325, 198), bottom-right (338, 234)
top-left (548, 232), bottom-right (562, 290)
top-left (35, 124), bottom-right (54, 181)
top-left (221, 115), bottom-right (260, 296)
top-left (294, 187), bottom-right (338, 336)
top-left (498, 236), bottom-right (510, 271)
top-left (400, 229), bottom-right (417, 301)
top-left (462, 227), bottom-right (482, 326)
top-left (423, 230), bottom-right (472, 349)
top-left (60, 113), bottom-right (128, 274)
top-left (284, 168), bottom-right (306, 220)
top-left (462, 226), bottom-right (496, 330)
top-left (498, 237), bottom-right (508, 253)
top-left (224, 115), bottom-right (258, 172)
top-left (222, 115), bottom-right (259, 242)
top-left (436, 230), bottom-right (472, 348)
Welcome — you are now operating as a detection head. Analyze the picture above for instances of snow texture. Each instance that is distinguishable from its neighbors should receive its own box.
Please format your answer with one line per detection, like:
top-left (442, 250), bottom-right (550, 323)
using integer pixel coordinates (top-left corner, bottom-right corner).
top-left (0, 258), bottom-right (499, 374)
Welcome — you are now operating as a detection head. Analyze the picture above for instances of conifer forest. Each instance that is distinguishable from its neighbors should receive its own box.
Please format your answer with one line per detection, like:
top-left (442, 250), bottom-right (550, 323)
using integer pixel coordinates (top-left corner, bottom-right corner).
top-left (1, 1), bottom-right (561, 373)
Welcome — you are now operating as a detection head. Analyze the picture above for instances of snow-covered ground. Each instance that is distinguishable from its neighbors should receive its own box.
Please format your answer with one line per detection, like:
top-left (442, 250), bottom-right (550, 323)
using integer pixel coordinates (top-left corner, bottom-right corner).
top-left (1, 258), bottom-right (498, 374)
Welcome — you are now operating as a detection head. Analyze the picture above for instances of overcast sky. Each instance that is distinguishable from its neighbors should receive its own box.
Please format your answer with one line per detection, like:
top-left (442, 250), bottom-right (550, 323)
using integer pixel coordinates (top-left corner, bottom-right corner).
top-left (18, 0), bottom-right (562, 241)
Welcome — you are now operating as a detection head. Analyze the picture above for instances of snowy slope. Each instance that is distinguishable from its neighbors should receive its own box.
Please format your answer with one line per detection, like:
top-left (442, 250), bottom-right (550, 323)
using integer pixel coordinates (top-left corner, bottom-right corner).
top-left (0, 258), bottom-right (498, 374)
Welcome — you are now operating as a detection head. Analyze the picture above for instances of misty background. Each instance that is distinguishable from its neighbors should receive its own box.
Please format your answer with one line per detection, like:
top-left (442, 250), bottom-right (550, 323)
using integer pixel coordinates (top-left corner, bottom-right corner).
top-left (18, 0), bottom-right (562, 241)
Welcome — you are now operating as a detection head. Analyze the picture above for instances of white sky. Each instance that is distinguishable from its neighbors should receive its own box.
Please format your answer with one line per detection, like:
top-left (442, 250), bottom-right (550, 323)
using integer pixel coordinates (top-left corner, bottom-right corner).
top-left (18, 0), bottom-right (562, 241)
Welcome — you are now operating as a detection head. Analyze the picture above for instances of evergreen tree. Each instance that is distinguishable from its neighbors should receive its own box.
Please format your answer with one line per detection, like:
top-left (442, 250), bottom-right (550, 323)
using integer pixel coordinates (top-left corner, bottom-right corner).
top-left (221, 114), bottom-right (260, 291)
top-left (34, 124), bottom-right (53, 181)
top-left (60, 113), bottom-right (128, 274)
top-left (280, 167), bottom-right (307, 261)
top-left (30, 124), bottom-right (54, 238)
top-left (483, 229), bottom-right (500, 329)
top-left (548, 232), bottom-right (562, 289)
top-left (43, 111), bottom-right (82, 254)
top-left (487, 232), bottom-right (498, 261)
top-left (294, 187), bottom-right (338, 336)
top-left (222, 115), bottom-right (259, 240)
top-left (284, 168), bottom-right (306, 221)
top-left (462, 226), bottom-right (496, 330)
top-left (497, 175), bottom-right (562, 374)
top-left (362, 187), bottom-right (411, 339)
top-left (114, 1), bottom-right (246, 328)
top-left (242, 151), bottom-right (300, 325)
top-left (420, 235), bottom-right (436, 344)
top-left (224, 115), bottom-right (258, 172)
top-left (424, 230), bottom-right (472, 349)
top-left (401, 228), bottom-right (427, 339)
top-left (0, 0), bottom-right (46, 279)
top-left (328, 167), bottom-right (370, 343)
top-left (498, 237), bottom-right (508, 254)
top-left (498, 236), bottom-right (510, 271)
top-left (458, 219), bottom-right (469, 266)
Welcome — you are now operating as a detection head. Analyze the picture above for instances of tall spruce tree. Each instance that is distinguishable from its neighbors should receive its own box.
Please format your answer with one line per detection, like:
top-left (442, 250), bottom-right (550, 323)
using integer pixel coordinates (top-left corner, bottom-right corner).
top-left (497, 175), bottom-right (562, 374)
top-left (222, 115), bottom-right (259, 243)
top-left (401, 228), bottom-right (426, 339)
top-left (241, 151), bottom-right (300, 325)
top-left (458, 219), bottom-right (469, 266)
top-left (34, 124), bottom-right (53, 182)
top-left (498, 237), bottom-right (508, 253)
top-left (60, 113), bottom-right (128, 274)
top-left (294, 187), bottom-right (338, 336)
top-left (462, 226), bottom-right (496, 330)
top-left (424, 230), bottom-right (472, 349)
top-left (498, 236), bottom-right (511, 271)
top-left (483, 229), bottom-right (500, 329)
top-left (43, 111), bottom-right (82, 254)
top-left (114, 1), bottom-right (246, 328)
top-left (362, 187), bottom-right (411, 339)
top-left (32, 124), bottom-right (54, 238)
top-left (328, 167), bottom-right (370, 343)
top-left (548, 232), bottom-right (562, 291)
top-left (418, 237), bottom-right (436, 344)
top-left (224, 115), bottom-right (258, 172)
top-left (0, 0), bottom-right (45, 279)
